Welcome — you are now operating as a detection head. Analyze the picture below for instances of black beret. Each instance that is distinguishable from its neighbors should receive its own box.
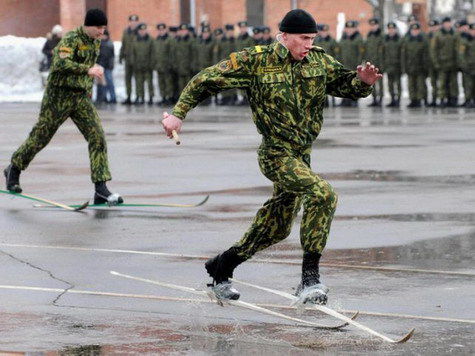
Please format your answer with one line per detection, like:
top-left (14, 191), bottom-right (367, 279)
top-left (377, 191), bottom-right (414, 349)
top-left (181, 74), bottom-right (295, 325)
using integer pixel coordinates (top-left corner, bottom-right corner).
top-left (369, 17), bottom-right (380, 25)
top-left (387, 22), bottom-right (397, 29)
top-left (238, 21), bottom-right (248, 27)
top-left (225, 24), bottom-right (234, 30)
top-left (129, 14), bottom-right (139, 21)
top-left (84, 8), bottom-right (107, 27)
top-left (429, 19), bottom-right (440, 27)
top-left (410, 23), bottom-right (421, 30)
top-left (169, 26), bottom-right (178, 32)
top-left (156, 23), bottom-right (166, 30)
top-left (279, 9), bottom-right (318, 33)
top-left (442, 16), bottom-right (451, 23)
top-left (457, 19), bottom-right (468, 27)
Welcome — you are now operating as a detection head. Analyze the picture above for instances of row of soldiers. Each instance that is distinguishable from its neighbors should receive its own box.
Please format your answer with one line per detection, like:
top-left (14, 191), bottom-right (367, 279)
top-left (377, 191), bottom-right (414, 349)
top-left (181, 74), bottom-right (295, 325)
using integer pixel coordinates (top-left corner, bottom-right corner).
top-left (119, 15), bottom-right (273, 106)
top-left (315, 17), bottom-right (475, 108)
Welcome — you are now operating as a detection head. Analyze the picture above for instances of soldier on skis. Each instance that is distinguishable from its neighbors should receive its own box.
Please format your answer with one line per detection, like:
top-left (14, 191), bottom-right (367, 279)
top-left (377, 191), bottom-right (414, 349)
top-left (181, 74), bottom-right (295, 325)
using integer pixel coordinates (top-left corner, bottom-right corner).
top-left (161, 9), bottom-right (381, 304)
top-left (4, 9), bottom-right (123, 206)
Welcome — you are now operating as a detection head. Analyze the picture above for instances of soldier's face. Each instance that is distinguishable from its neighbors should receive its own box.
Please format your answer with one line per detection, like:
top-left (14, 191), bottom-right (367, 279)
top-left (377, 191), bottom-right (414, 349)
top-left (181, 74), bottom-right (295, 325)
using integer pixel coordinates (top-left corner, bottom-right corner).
top-left (84, 25), bottom-right (106, 39)
top-left (411, 28), bottom-right (420, 36)
top-left (388, 28), bottom-right (396, 36)
top-left (442, 22), bottom-right (452, 30)
top-left (202, 31), bottom-right (210, 39)
top-left (282, 33), bottom-right (317, 61)
top-left (139, 29), bottom-right (147, 36)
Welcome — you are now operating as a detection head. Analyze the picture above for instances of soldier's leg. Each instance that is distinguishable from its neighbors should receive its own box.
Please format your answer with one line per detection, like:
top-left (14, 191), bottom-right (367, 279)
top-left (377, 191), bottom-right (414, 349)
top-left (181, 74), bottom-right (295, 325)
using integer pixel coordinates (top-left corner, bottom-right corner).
top-left (408, 75), bottom-right (416, 101)
top-left (146, 70), bottom-right (154, 102)
top-left (449, 71), bottom-right (459, 103)
top-left (135, 70), bottom-right (145, 101)
top-left (125, 62), bottom-right (133, 99)
top-left (438, 71), bottom-right (448, 101)
top-left (395, 73), bottom-right (401, 105)
top-left (11, 89), bottom-right (71, 170)
top-left (430, 70), bottom-right (438, 105)
top-left (69, 94), bottom-right (111, 183)
top-left (157, 71), bottom-right (165, 102)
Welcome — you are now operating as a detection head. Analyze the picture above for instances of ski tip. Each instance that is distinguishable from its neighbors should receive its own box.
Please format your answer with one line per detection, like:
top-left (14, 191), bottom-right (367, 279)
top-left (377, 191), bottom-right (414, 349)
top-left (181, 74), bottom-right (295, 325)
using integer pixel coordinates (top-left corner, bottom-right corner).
top-left (396, 328), bottom-right (415, 343)
top-left (74, 201), bottom-right (89, 211)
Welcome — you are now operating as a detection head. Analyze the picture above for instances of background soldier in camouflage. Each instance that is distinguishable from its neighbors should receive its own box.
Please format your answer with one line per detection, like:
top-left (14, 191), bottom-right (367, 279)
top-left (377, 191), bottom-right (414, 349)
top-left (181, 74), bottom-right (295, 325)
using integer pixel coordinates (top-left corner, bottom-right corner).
top-left (314, 24), bottom-right (337, 106)
top-left (172, 24), bottom-right (193, 98)
top-left (402, 23), bottom-right (429, 107)
top-left (4, 9), bottom-right (123, 205)
top-left (427, 19), bottom-right (441, 106)
top-left (365, 18), bottom-right (384, 106)
top-left (261, 27), bottom-right (273, 45)
top-left (236, 21), bottom-right (255, 105)
top-left (458, 23), bottom-right (475, 108)
top-left (218, 24), bottom-right (238, 105)
top-left (119, 14), bottom-right (139, 105)
top-left (455, 19), bottom-right (471, 106)
top-left (196, 26), bottom-right (214, 105)
top-left (382, 22), bottom-right (402, 107)
top-left (252, 27), bottom-right (263, 45)
top-left (168, 26), bottom-right (179, 103)
top-left (131, 23), bottom-right (154, 105)
top-left (161, 9), bottom-right (381, 302)
top-left (153, 23), bottom-right (173, 106)
top-left (432, 17), bottom-right (459, 107)
top-left (338, 20), bottom-right (365, 107)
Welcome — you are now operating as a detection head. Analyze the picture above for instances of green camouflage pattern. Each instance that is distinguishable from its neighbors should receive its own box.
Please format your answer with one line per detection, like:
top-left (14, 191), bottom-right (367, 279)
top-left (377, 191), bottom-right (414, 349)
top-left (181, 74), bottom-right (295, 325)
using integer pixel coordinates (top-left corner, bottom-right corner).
top-left (11, 87), bottom-right (111, 183)
top-left (120, 27), bottom-right (137, 97)
top-left (337, 32), bottom-right (365, 69)
top-left (402, 33), bottom-right (429, 100)
top-left (171, 35), bottom-right (193, 94)
top-left (171, 41), bottom-right (372, 257)
top-left (314, 35), bottom-right (337, 57)
top-left (458, 33), bottom-right (475, 100)
top-left (382, 34), bottom-right (402, 98)
top-left (236, 33), bottom-right (255, 51)
top-left (365, 29), bottom-right (384, 100)
top-left (48, 26), bottom-right (99, 94)
top-left (153, 34), bottom-right (174, 100)
top-left (131, 34), bottom-right (154, 99)
top-left (432, 28), bottom-right (458, 70)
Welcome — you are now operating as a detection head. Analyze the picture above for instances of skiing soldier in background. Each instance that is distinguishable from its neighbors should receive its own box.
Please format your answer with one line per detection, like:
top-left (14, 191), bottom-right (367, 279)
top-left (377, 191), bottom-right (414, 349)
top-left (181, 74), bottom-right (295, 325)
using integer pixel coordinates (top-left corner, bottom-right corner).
top-left (4, 9), bottom-right (123, 205)
top-left (153, 23), bottom-right (173, 106)
top-left (365, 18), bottom-right (384, 106)
top-left (427, 19), bottom-right (440, 106)
top-left (382, 22), bottom-right (402, 107)
top-left (131, 23), bottom-right (154, 105)
top-left (161, 9), bottom-right (381, 302)
top-left (402, 23), bottom-right (429, 108)
top-left (119, 14), bottom-right (139, 105)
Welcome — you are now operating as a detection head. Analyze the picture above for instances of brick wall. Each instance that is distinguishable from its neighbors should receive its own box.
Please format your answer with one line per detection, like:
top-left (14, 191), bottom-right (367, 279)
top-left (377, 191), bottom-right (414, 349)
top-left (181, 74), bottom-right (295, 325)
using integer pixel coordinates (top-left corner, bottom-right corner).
top-left (60, 0), bottom-right (86, 32)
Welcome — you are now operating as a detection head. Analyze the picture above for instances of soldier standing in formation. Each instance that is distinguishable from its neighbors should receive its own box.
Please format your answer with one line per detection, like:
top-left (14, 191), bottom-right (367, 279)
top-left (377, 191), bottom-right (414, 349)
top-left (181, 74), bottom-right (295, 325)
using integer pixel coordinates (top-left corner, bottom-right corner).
top-left (153, 23), bottom-right (173, 106)
top-left (458, 23), bottom-right (475, 108)
top-left (173, 24), bottom-right (193, 97)
top-left (314, 24), bottom-right (337, 107)
top-left (382, 22), bottom-right (402, 107)
top-left (365, 18), bottom-right (384, 106)
top-left (456, 19), bottom-right (471, 107)
top-left (131, 23), bottom-right (154, 105)
top-left (119, 14), bottom-right (139, 105)
top-left (261, 27), bottom-right (273, 45)
top-left (218, 24), bottom-right (237, 105)
top-left (252, 27), bottom-right (263, 44)
top-left (196, 26), bottom-right (214, 105)
top-left (427, 19), bottom-right (440, 106)
top-left (402, 23), bottom-right (429, 108)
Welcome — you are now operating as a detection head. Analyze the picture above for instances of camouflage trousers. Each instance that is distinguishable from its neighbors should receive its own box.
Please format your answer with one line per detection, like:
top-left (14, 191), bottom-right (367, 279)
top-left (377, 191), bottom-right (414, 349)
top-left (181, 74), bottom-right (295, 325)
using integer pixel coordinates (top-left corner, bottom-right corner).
top-left (429, 70), bottom-right (438, 102)
top-left (371, 77), bottom-right (384, 101)
top-left (233, 140), bottom-right (338, 260)
top-left (387, 71), bottom-right (401, 98)
top-left (11, 87), bottom-right (112, 183)
top-left (124, 62), bottom-right (135, 98)
top-left (135, 69), bottom-right (154, 100)
top-left (407, 73), bottom-right (427, 100)
top-left (462, 73), bottom-right (475, 101)
top-left (157, 70), bottom-right (174, 100)
top-left (438, 70), bottom-right (458, 99)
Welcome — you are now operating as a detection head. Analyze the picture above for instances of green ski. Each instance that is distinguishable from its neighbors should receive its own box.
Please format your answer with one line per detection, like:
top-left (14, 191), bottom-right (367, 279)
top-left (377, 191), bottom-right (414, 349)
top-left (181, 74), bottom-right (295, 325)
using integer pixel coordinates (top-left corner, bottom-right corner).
top-left (0, 189), bottom-right (88, 212)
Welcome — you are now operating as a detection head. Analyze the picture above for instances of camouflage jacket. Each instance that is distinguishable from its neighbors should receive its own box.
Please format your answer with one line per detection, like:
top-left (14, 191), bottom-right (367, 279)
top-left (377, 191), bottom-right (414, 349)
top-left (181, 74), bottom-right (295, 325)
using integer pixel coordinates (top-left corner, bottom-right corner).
top-left (172, 41), bottom-right (372, 148)
top-left (172, 35), bottom-right (193, 75)
top-left (153, 34), bottom-right (171, 71)
top-left (382, 34), bottom-right (403, 74)
top-left (131, 33), bottom-right (153, 71)
top-left (48, 26), bottom-right (99, 93)
top-left (314, 35), bottom-right (338, 57)
top-left (338, 32), bottom-right (365, 69)
top-left (432, 28), bottom-right (458, 70)
top-left (365, 29), bottom-right (384, 67)
top-left (402, 33), bottom-right (429, 75)
top-left (458, 33), bottom-right (475, 74)
top-left (237, 32), bottom-right (255, 51)
top-left (195, 36), bottom-right (215, 71)
top-left (119, 27), bottom-right (136, 63)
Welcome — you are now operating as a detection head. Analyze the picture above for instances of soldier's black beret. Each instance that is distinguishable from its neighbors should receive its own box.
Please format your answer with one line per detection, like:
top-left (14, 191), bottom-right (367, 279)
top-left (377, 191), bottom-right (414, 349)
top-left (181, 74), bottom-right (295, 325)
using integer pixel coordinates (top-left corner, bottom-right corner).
top-left (238, 21), bottom-right (248, 27)
top-left (214, 28), bottom-right (224, 35)
top-left (129, 14), bottom-right (139, 21)
top-left (429, 19), bottom-right (440, 27)
top-left (252, 27), bottom-right (262, 34)
top-left (225, 24), bottom-right (234, 30)
top-left (387, 22), bottom-right (397, 29)
top-left (179, 23), bottom-right (189, 30)
top-left (137, 23), bottom-right (147, 30)
top-left (169, 26), bottom-right (178, 32)
top-left (280, 9), bottom-right (318, 33)
top-left (442, 16), bottom-right (451, 23)
top-left (410, 23), bottom-right (421, 30)
top-left (369, 17), bottom-right (380, 25)
top-left (156, 23), bottom-right (166, 30)
top-left (456, 19), bottom-right (468, 27)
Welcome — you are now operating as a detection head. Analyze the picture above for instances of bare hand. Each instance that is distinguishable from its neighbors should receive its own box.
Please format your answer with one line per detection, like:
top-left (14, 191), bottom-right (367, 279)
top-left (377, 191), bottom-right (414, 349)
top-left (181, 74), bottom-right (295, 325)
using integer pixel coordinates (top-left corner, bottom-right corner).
top-left (162, 112), bottom-right (182, 139)
top-left (357, 62), bottom-right (383, 85)
top-left (87, 64), bottom-right (104, 80)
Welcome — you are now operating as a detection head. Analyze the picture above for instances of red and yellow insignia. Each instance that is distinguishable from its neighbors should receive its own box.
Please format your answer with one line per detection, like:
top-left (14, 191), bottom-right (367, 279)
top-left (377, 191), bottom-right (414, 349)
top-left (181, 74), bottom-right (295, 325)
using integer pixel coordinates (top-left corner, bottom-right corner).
top-left (58, 46), bottom-right (72, 59)
top-left (218, 60), bottom-right (232, 72)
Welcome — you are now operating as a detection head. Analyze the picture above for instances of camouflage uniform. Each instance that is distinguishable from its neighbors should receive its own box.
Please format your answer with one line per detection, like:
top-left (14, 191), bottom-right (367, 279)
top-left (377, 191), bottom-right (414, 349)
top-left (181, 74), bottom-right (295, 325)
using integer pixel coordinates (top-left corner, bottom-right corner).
top-left (219, 34), bottom-right (238, 104)
top-left (173, 34), bottom-right (193, 95)
top-left (402, 31), bottom-right (429, 104)
top-left (365, 28), bottom-right (384, 104)
top-left (382, 33), bottom-right (403, 105)
top-left (458, 29), bottom-right (475, 106)
top-left (11, 27), bottom-right (111, 183)
top-left (153, 32), bottom-right (174, 104)
top-left (172, 42), bottom-right (372, 259)
top-left (427, 30), bottom-right (439, 105)
top-left (119, 26), bottom-right (136, 101)
top-left (131, 32), bottom-right (154, 102)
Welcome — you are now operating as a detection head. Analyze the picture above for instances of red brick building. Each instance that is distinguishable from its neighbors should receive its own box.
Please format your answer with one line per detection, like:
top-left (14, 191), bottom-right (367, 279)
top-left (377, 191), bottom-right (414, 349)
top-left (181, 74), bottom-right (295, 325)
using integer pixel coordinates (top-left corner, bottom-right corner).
top-left (1, 0), bottom-right (377, 40)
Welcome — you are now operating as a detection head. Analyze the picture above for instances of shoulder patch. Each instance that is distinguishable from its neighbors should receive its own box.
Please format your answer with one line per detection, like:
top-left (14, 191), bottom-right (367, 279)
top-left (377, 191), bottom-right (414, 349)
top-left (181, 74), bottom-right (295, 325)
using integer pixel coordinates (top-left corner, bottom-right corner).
top-left (229, 53), bottom-right (239, 70)
top-left (218, 60), bottom-right (232, 72)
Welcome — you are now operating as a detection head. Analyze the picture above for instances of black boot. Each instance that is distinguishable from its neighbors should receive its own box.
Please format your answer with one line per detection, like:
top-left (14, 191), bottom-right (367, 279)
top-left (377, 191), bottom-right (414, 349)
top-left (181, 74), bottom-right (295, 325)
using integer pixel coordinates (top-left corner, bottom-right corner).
top-left (4, 164), bottom-right (22, 193)
top-left (205, 247), bottom-right (246, 300)
top-left (94, 181), bottom-right (123, 206)
top-left (386, 97), bottom-right (395, 107)
top-left (122, 96), bottom-right (132, 105)
top-left (368, 97), bottom-right (379, 107)
top-left (148, 97), bottom-right (154, 105)
top-left (295, 252), bottom-right (329, 305)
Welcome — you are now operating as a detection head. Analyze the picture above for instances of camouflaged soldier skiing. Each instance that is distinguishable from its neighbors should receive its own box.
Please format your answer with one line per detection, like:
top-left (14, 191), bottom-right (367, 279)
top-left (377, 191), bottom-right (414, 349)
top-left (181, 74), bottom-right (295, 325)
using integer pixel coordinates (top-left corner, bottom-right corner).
top-left (458, 23), bottom-right (475, 107)
top-left (432, 17), bottom-right (459, 107)
top-left (4, 9), bottom-right (123, 205)
top-left (161, 9), bottom-right (381, 302)
top-left (402, 23), bottom-right (429, 107)
top-left (338, 20), bottom-right (365, 106)
top-left (153, 23), bottom-right (174, 106)
top-left (365, 18), bottom-right (384, 106)
top-left (382, 22), bottom-right (403, 107)
top-left (427, 19), bottom-right (441, 106)
top-left (131, 23), bottom-right (154, 105)
top-left (119, 14), bottom-right (139, 105)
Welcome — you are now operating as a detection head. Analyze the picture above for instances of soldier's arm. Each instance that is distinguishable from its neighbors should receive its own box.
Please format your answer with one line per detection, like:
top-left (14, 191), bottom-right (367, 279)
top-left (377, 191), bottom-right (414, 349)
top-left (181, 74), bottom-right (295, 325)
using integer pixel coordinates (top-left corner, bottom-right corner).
top-left (51, 35), bottom-right (90, 75)
top-left (322, 53), bottom-right (373, 99)
top-left (172, 50), bottom-right (255, 119)
top-left (119, 31), bottom-right (126, 61)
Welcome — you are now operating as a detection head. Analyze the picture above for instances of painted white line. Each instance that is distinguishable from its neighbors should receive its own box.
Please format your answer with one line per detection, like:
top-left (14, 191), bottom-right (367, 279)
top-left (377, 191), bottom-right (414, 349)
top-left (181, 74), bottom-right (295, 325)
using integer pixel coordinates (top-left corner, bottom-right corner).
top-left (0, 243), bottom-right (474, 277)
top-left (0, 284), bottom-right (473, 325)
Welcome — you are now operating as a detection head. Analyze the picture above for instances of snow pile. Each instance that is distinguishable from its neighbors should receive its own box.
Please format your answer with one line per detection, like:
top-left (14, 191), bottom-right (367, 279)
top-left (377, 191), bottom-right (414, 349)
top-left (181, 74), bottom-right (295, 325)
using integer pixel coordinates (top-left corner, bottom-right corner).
top-left (0, 35), bottom-right (127, 102)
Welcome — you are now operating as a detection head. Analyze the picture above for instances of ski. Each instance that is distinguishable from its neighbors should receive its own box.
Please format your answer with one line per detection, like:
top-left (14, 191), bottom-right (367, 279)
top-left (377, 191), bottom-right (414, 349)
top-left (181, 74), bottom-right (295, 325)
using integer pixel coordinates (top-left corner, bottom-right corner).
top-left (33, 195), bottom-right (209, 209)
top-left (110, 271), bottom-right (354, 330)
top-left (0, 189), bottom-right (88, 212)
top-left (232, 279), bottom-right (415, 343)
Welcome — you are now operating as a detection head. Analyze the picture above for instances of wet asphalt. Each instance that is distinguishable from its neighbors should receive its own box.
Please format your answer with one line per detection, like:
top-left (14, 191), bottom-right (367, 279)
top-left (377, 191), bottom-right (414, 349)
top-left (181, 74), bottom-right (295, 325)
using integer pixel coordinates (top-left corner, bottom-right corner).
top-left (0, 101), bottom-right (474, 355)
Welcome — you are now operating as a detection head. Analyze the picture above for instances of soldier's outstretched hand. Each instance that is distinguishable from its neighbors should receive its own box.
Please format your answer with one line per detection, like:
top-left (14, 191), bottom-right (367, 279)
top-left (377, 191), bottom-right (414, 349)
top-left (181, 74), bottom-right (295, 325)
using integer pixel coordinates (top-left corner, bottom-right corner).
top-left (356, 62), bottom-right (383, 85)
top-left (162, 112), bottom-right (182, 139)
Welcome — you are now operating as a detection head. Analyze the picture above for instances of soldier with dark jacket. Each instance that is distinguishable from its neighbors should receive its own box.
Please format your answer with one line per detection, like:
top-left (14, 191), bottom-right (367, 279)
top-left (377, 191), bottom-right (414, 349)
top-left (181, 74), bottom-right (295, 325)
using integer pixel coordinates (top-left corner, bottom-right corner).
top-left (382, 22), bottom-right (403, 107)
top-left (4, 9), bottom-right (123, 205)
top-left (338, 20), bottom-right (365, 106)
top-left (153, 23), bottom-right (173, 106)
top-left (432, 17), bottom-right (459, 107)
top-left (119, 14), bottom-right (139, 105)
top-left (427, 19), bottom-right (441, 106)
top-left (96, 30), bottom-right (116, 104)
top-left (168, 26), bottom-right (179, 103)
top-left (261, 27), bottom-right (273, 45)
top-left (402, 23), bottom-right (429, 107)
top-left (365, 18), bottom-right (384, 106)
top-left (196, 26), bottom-right (214, 105)
top-left (458, 23), bottom-right (475, 107)
top-left (131, 23), bottom-right (154, 105)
